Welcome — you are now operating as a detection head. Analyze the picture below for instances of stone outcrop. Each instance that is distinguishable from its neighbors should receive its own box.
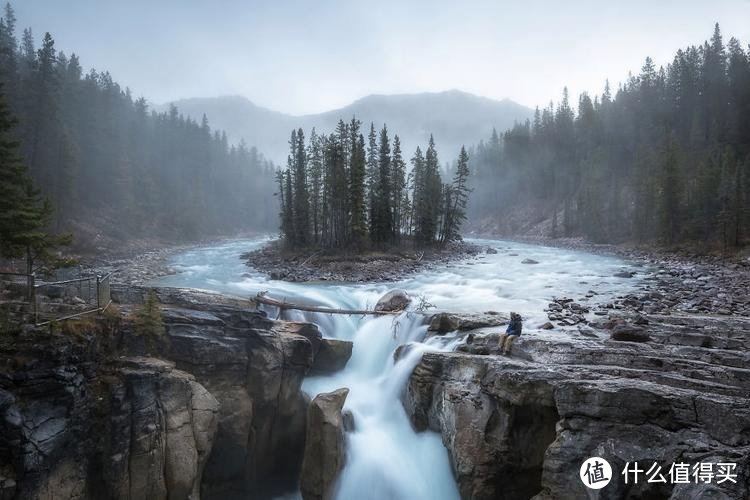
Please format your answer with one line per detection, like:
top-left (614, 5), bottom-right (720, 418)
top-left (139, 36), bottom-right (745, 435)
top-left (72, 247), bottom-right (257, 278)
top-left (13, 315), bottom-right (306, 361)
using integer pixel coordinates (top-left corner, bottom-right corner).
top-left (406, 312), bottom-right (750, 500)
top-left (300, 388), bottom-right (349, 500)
top-left (0, 285), bottom-right (344, 500)
top-left (374, 289), bottom-right (412, 312)
top-left (115, 286), bottom-right (318, 498)
top-left (310, 339), bottom-right (353, 375)
top-left (427, 311), bottom-right (508, 334)
top-left (97, 357), bottom-right (220, 500)
top-left (0, 328), bottom-right (219, 500)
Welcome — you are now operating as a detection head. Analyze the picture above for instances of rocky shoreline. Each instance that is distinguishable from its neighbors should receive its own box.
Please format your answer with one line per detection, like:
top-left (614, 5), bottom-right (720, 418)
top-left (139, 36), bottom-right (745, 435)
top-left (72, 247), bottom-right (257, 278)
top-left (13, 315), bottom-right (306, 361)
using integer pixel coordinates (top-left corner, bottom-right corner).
top-left (242, 240), bottom-right (483, 282)
top-left (530, 237), bottom-right (750, 322)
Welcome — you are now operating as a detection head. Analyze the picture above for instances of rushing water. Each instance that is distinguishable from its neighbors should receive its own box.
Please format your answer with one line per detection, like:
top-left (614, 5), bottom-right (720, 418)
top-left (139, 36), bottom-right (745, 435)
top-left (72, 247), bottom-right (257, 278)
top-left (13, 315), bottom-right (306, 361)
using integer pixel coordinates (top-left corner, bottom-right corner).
top-left (151, 237), bottom-right (641, 499)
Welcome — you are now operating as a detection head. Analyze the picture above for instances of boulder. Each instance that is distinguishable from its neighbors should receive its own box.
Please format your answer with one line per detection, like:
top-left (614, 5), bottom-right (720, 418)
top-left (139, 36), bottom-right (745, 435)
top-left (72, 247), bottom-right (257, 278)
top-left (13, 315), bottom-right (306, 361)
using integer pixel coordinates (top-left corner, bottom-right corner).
top-left (427, 312), bottom-right (460, 333)
top-left (485, 247), bottom-right (498, 254)
top-left (521, 258), bottom-right (539, 264)
top-left (539, 322), bottom-right (554, 330)
top-left (614, 270), bottom-right (636, 278)
top-left (393, 343), bottom-right (418, 362)
top-left (428, 311), bottom-right (508, 334)
top-left (300, 388), bottom-right (350, 500)
top-left (610, 324), bottom-right (651, 342)
top-left (374, 289), bottom-right (411, 312)
top-left (311, 339), bottom-right (353, 374)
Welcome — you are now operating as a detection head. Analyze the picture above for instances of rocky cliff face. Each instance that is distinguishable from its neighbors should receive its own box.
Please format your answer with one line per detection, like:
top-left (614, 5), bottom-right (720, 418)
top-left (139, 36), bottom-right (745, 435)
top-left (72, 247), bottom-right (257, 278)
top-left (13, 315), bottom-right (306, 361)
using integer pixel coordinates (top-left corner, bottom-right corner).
top-left (94, 357), bottom-right (220, 500)
top-left (0, 328), bottom-right (219, 500)
top-left (406, 312), bottom-right (750, 499)
top-left (0, 286), bottom-right (353, 500)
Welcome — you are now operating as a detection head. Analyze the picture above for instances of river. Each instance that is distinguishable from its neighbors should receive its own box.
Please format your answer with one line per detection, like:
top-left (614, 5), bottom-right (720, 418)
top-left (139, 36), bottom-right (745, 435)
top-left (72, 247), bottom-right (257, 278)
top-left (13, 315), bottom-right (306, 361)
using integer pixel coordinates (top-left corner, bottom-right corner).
top-left (151, 237), bottom-right (641, 499)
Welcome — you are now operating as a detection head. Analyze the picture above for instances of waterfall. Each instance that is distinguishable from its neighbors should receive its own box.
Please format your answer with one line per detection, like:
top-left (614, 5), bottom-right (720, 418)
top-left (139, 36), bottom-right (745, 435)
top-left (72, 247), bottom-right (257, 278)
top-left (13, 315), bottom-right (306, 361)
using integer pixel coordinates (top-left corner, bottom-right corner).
top-left (152, 237), bottom-right (641, 499)
top-left (299, 312), bottom-right (460, 500)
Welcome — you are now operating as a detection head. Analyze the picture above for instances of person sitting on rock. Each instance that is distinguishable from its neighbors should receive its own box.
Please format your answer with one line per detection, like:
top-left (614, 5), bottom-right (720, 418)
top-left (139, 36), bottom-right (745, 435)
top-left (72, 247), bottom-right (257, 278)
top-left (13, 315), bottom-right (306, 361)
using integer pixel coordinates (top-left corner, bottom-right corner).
top-left (499, 312), bottom-right (522, 355)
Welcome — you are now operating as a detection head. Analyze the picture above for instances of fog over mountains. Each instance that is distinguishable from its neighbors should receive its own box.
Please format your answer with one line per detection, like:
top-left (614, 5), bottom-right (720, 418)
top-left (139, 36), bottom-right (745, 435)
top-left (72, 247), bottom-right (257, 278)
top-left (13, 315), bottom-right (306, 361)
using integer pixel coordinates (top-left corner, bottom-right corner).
top-left (160, 90), bottom-right (533, 164)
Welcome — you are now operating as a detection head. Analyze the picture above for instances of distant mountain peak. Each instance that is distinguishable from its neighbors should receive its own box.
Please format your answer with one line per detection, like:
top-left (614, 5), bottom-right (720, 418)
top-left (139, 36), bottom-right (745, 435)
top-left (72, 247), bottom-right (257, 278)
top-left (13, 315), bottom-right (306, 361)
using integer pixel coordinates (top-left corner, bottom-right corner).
top-left (161, 90), bottom-right (533, 164)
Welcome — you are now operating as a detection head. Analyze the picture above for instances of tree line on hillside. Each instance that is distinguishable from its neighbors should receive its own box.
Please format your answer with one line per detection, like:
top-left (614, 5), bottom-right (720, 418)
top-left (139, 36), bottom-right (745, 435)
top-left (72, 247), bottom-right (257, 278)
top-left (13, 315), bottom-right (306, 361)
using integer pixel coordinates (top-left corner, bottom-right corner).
top-left (467, 24), bottom-right (750, 248)
top-left (0, 3), bottom-right (277, 245)
top-left (277, 119), bottom-right (470, 249)
top-left (0, 82), bottom-right (70, 282)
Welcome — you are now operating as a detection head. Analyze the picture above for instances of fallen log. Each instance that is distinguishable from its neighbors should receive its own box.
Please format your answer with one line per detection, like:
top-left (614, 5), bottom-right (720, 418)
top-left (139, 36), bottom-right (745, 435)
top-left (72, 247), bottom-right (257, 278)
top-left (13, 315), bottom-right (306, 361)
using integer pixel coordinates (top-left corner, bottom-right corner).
top-left (252, 293), bottom-right (404, 316)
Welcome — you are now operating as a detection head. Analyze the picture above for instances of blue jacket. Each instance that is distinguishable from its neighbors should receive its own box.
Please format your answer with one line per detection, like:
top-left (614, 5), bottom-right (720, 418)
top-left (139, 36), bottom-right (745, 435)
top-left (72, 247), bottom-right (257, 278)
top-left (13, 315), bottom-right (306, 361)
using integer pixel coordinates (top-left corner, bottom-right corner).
top-left (506, 317), bottom-right (522, 336)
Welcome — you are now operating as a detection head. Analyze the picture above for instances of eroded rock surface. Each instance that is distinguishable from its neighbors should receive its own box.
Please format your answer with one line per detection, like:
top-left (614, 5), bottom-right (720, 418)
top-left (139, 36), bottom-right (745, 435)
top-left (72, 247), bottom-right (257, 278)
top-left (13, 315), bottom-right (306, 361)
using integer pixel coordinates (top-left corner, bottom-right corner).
top-left (99, 357), bottom-right (220, 500)
top-left (0, 285), bottom-right (338, 500)
top-left (0, 330), bottom-right (219, 500)
top-left (115, 285), bottom-right (317, 498)
top-left (406, 313), bottom-right (750, 500)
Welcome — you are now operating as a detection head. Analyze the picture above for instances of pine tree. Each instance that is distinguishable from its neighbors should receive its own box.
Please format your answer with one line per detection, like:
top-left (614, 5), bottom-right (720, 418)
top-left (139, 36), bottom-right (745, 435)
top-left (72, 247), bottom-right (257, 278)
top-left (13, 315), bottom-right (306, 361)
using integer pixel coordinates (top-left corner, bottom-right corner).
top-left (390, 135), bottom-right (407, 239)
top-left (371, 125), bottom-right (392, 244)
top-left (134, 289), bottom-right (165, 354)
top-left (365, 123), bottom-right (378, 229)
top-left (349, 121), bottom-right (367, 247)
top-left (0, 3), bottom-right (18, 101)
top-left (423, 135), bottom-right (442, 244)
top-left (277, 169), bottom-right (291, 241)
top-left (283, 169), bottom-right (295, 245)
top-left (291, 128), bottom-right (309, 245)
top-left (659, 134), bottom-right (682, 245)
top-left (441, 146), bottom-right (471, 243)
top-left (307, 128), bottom-right (323, 243)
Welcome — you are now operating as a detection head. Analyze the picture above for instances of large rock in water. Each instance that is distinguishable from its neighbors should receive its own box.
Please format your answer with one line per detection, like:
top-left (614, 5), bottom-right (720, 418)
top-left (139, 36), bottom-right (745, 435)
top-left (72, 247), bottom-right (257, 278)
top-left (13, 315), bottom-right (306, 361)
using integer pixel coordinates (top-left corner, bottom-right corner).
top-left (310, 339), bottom-right (353, 375)
top-left (406, 313), bottom-right (750, 500)
top-left (374, 289), bottom-right (411, 312)
top-left (300, 388), bottom-right (350, 500)
top-left (427, 311), bottom-right (508, 334)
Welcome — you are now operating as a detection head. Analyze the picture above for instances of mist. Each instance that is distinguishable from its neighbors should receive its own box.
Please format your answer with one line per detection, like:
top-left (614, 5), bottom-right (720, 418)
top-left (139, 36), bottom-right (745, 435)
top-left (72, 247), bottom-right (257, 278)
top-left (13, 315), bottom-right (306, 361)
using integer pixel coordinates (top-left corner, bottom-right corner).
top-left (14, 0), bottom-right (750, 114)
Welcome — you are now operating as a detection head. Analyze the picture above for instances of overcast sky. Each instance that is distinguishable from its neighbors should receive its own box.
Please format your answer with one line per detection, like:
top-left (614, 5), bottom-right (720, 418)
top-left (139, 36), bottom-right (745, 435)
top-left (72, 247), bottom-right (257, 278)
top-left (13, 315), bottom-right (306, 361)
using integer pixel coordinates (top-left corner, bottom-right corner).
top-left (12, 0), bottom-right (750, 115)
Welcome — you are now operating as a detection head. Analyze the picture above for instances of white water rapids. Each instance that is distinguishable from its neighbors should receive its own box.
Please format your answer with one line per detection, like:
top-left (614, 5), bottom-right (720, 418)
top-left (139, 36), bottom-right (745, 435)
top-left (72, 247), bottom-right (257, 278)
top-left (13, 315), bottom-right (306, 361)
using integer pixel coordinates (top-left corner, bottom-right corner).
top-left (151, 237), bottom-right (641, 499)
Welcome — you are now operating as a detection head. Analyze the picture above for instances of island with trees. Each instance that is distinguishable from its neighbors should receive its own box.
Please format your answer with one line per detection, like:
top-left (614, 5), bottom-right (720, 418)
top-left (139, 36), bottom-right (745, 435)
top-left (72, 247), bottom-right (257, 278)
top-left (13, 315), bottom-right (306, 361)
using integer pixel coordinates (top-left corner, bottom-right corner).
top-left (245, 119), bottom-right (476, 281)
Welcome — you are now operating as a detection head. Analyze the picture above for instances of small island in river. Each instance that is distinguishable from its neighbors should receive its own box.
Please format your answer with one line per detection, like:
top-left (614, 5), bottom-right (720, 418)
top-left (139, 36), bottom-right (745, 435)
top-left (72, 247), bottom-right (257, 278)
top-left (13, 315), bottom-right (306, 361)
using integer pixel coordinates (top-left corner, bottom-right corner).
top-left (243, 239), bottom-right (482, 282)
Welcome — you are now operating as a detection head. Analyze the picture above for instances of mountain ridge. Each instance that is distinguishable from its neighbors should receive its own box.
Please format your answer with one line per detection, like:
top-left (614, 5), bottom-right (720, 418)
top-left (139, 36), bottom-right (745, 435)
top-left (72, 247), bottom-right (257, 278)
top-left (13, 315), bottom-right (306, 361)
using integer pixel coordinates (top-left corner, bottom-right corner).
top-left (157, 90), bottom-right (534, 164)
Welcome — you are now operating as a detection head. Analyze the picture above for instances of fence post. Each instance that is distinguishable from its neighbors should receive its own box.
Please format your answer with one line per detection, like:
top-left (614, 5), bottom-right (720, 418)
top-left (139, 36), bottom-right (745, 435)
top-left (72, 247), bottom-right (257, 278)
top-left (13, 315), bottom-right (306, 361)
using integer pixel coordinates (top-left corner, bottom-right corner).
top-left (96, 275), bottom-right (101, 311)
